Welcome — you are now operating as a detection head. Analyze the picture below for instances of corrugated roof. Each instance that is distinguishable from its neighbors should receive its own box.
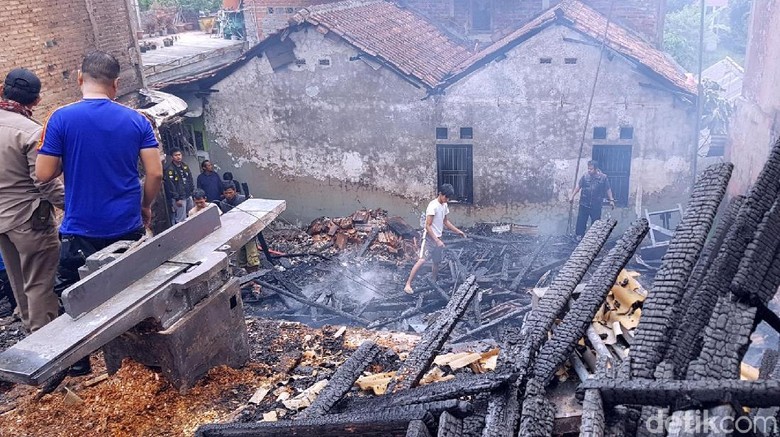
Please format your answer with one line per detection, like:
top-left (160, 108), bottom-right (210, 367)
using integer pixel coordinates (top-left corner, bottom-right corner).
top-left (451, 0), bottom-right (697, 94)
top-left (292, 0), bottom-right (473, 88)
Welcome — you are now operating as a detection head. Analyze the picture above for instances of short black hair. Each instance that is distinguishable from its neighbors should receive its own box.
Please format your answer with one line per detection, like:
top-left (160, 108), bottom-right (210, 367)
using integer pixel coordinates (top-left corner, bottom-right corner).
top-left (222, 181), bottom-right (236, 192)
top-left (222, 172), bottom-right (234, 181)
top-left (200, 160), bottom-right (210, 170)
top-left (81, 51), bottom-right (120, 86)
top-left (439, 183), bottom-right (455, 198)
top-left (170, 148), bottom-right (182, 155)
top-left (3, 68), bottom-right (41, 106)
top-left (587, 160), bottom-right (599, 169)
top-left (193, 189), bottom-right (207, 200)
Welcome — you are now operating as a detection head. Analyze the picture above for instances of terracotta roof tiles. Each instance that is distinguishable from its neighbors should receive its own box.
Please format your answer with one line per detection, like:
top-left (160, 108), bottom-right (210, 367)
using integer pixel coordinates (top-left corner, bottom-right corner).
top-left (293, 0), bottom-right (473, 88)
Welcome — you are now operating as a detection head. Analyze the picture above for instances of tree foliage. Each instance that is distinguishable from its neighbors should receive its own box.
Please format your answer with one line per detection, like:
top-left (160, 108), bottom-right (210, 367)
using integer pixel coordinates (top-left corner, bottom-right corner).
top-left (663, 0), bottom-right (752, 71)
top-left (139, 0), bottom-right (221, 13)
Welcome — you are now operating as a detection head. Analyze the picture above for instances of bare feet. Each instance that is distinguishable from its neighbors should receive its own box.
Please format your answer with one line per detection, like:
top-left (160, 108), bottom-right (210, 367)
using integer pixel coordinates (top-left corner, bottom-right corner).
top-left (404, 284), bottom-right (414, 294)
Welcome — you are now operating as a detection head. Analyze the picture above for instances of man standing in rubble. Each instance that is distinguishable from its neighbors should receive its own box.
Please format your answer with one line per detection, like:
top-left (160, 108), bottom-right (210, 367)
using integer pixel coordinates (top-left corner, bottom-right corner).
top-left (404, 184), bottom-right (466, 294)
top-left (36, 51), bottom-right (163, 375)
top-left (218, 182), bottom-right (260, 272)
top-left (164, 148), bottom-right (194, 224)
top-left (0, 68), bottom-right (64, 333)
top-left (570, 160), bottom-right (615, 240)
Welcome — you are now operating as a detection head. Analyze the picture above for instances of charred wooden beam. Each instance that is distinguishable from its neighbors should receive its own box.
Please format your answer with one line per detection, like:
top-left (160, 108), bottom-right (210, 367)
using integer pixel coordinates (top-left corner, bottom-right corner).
top-left (533, 219), bottom-right (649, 385)
top-left (682, 195), bottom-right (744, 308)
top-left (335, 373), bottom-right (511, 413)
top-left (438, 411), bottom-right (464, 437)
top-left (517, 379), bottom-right (556, 437)
top-left (301, 341), bottom-right (380, 418)
top-left (481, 220), bottom-right (615, 437)
top-left (498, 219), bottom-right (616, 374)
top-left (196, 409), bottom-right (437, 437)
top-left (629, 162), bottom-right (733, 380)
top-left (256, 280), bottom-right (370, 325)
top-left (480, 384), bottom-right (521, 437)
top-left (579, 386), bottom-right (605, 437)
top-left (668, 142), bottom-right (780, 378)
top-left (732, 198), bottom-right (780, 304)
top-left (578, 379), bottom-right (780, 408)
top-left (388, 276), bottom-right (479, 393)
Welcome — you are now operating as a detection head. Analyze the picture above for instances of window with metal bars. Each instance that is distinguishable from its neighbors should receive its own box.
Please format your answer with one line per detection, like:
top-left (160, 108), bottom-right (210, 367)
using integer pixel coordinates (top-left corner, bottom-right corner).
top-left (436, 144), bottom-right (473, 204)
top-left (592, 144), bottom-right (632, 207)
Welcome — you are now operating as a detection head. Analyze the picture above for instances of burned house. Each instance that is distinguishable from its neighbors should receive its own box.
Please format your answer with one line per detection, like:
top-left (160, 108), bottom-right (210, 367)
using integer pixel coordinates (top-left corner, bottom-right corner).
top-left (176, 0), bottom-right (696, 233)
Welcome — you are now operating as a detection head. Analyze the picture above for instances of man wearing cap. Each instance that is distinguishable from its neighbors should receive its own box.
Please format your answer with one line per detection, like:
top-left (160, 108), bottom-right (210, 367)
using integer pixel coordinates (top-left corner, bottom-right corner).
top-left (36, 52), bottom-right (163, 375)
top-left (0, 68), bottom-right (65, 333)
top-left (404, 184), bottom-right (466, 294)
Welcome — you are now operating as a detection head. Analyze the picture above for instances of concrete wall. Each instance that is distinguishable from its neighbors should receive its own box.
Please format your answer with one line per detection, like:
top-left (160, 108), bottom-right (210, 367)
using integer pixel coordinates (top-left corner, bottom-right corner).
top-left (203, 24), bottom-right (694, 233)
top-left (726, 0), bottom-right (780, 196)
top-left (0, 0), bottom-right (144, 115)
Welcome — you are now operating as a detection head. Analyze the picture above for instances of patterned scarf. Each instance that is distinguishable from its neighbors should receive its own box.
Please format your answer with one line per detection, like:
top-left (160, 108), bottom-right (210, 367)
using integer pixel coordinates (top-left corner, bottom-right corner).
top-left (0, 99), bottom-right (32, 118)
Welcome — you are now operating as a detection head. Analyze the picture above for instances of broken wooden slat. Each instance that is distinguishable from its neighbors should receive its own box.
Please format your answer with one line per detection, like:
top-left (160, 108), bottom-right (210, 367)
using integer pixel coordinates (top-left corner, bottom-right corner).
top-left (388, 276), bottom-right (479, 393)
top-left (517, 379), bottom-right (556, 437)
top-left (302, 341), bottom-right (380, 418)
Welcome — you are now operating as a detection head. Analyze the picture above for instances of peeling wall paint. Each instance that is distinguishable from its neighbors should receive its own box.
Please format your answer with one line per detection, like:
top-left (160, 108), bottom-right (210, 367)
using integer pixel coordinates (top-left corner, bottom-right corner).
top-left (203, 24), bottom-right (695, 233)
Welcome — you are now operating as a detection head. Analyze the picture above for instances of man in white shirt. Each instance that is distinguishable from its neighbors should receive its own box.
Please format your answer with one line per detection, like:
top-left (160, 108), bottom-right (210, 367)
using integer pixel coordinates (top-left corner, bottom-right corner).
top-left (404, 184), bottom-right (466, 294)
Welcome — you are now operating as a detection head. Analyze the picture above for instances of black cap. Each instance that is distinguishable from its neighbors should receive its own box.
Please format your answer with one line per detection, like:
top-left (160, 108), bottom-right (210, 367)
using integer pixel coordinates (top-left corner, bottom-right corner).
top-left (3, 69), bottom-right (41, 104)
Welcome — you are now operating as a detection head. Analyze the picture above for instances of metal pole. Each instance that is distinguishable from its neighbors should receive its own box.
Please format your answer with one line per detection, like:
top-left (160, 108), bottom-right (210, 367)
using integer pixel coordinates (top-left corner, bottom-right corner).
top-left (692, 0), bottom-right (706, 187)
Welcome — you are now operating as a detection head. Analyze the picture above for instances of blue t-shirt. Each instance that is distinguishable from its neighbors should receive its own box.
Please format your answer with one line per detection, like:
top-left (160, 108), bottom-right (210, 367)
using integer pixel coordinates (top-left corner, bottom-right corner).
top-left (38, 99), bottom-right (158, 238)
top-left (0, 253), bottom-right (5, 272)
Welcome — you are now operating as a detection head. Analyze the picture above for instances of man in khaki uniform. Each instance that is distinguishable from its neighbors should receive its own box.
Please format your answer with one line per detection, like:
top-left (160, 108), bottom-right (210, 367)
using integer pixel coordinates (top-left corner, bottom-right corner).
top-left (0, 68), bottom-right (64, 332)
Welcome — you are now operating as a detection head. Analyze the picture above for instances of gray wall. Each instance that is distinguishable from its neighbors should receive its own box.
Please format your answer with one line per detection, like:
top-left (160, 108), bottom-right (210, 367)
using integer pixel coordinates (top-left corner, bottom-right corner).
top-left (203, 25), bottom-right (696, 233)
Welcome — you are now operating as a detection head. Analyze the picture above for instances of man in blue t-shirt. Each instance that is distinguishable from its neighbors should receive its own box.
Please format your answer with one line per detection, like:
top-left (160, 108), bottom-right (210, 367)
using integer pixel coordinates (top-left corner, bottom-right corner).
top-left (36, 51), bottom-right (163, 375)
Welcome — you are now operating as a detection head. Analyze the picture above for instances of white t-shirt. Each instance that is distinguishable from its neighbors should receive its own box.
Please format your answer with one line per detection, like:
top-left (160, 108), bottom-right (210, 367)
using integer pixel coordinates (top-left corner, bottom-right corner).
top-left (425, 198), bottom-right (449, 238)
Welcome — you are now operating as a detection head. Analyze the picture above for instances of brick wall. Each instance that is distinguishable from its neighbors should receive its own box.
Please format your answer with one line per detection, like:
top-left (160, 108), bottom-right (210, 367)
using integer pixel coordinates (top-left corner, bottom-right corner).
top-left (243, 0), bottom-right (336, 44)
top-left (0, 0), bottom-right (143, 115)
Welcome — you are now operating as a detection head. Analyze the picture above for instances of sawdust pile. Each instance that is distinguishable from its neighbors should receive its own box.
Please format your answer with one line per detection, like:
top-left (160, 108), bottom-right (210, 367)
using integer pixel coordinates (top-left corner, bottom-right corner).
top-left (0, 359), bottom-right (273, 437)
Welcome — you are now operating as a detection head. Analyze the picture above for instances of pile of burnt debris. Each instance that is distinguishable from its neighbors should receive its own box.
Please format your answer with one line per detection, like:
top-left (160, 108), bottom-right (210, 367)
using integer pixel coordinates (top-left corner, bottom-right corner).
top-left (242, 210), bottom-right (577, 335)
top-left (196, 137), bottom-right (780, 436)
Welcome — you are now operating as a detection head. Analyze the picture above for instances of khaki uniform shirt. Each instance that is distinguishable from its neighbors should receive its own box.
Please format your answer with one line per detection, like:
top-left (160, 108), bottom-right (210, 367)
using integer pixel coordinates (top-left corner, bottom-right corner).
top-left (0, 109), bottom-right (64, 234)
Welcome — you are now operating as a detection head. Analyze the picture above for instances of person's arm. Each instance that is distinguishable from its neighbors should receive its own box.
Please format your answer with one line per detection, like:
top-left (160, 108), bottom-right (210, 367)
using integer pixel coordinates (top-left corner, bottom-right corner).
top-left (35, 113), bottom-right (64, 183)
top-left (25, 130), bottom-right (65, 208)
top-left (140, 149), bottom-right (163, 227)
top-left (444, 216), bottom-right (466, 238)
top-left (570, 182), bottom-right (581, 202)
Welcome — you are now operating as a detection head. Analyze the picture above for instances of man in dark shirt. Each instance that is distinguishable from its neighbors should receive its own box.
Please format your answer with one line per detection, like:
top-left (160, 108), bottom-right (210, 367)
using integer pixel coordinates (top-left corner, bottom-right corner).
top-left (218, 183), bottom-right (260, 272)
top-left (196, 160), bottom-right (222, 203)
top-left (570, 160), bottom-right (615, 239)
top-left (164, 148), bottom-right (195, 224)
